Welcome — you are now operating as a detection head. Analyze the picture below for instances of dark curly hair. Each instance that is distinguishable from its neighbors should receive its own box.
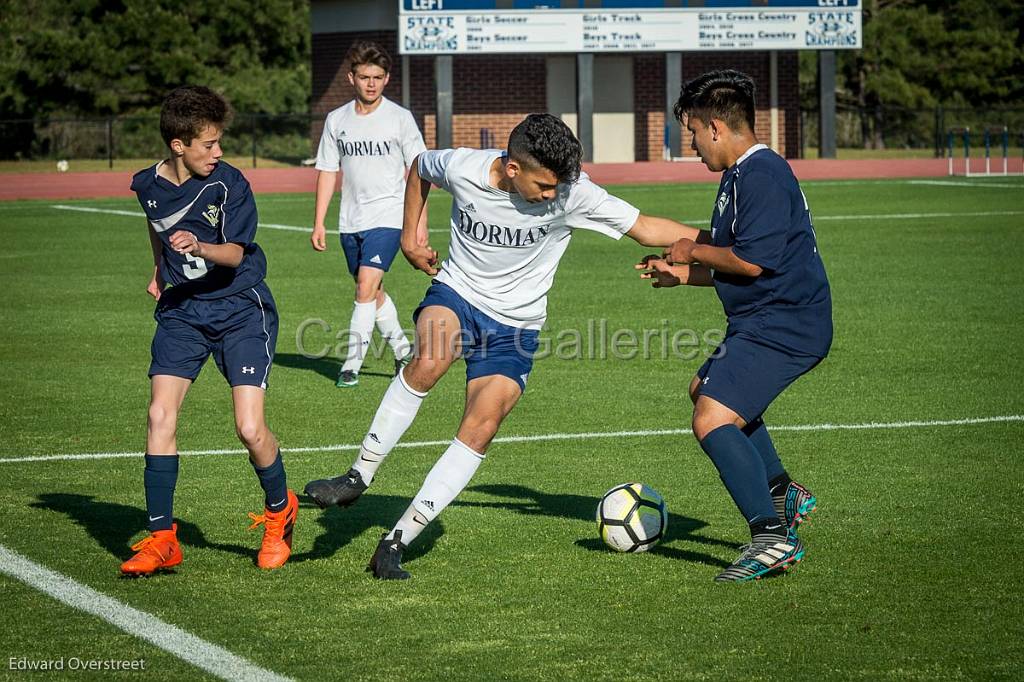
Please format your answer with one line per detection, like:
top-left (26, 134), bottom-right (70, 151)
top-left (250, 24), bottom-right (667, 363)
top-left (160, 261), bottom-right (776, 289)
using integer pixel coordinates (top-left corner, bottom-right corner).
top-left (347, 40), bottom-right (392, 74)
top-left (159, 86), bottom-right (231, 147)
top-left (507, 113), bottom-right (582, 184)
top-left (673, 69), bottom-right (756, 132)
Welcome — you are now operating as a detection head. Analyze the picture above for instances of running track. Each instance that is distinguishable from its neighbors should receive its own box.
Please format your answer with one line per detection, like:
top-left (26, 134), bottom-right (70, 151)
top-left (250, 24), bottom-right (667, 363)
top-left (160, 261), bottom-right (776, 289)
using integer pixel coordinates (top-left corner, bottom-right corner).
top-left (0, 158), bottom-right (951, 201)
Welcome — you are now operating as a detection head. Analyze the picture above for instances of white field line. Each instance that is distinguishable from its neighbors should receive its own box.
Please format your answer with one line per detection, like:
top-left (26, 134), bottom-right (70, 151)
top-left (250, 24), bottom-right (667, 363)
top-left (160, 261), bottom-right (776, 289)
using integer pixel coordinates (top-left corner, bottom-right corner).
top-left (51, 204), bottom-right (310, 233)
top-left (1, 415), bottom-right (1021, 465)
top-left (49, 204), bottom-right (1024, 236)
top-left (906, 179), bottom-right (1023, 189)
top-left (0, 544), bottom-right (291, 682)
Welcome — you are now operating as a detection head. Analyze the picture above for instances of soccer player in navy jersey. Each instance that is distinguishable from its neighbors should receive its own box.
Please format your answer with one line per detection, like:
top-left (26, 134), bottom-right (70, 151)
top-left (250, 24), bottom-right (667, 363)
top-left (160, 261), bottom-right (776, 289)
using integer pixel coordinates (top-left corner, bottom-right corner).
top-left (639, 70), bottom-right (832, 582)
top-left (121, 86), bottom-right (297, 575)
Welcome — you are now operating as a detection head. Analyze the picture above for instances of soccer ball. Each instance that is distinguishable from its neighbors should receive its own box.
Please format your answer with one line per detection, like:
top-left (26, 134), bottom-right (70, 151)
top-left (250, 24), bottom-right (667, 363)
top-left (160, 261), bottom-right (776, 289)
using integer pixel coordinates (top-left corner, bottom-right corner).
top-left (595, 483), bottom-right (668, 553)
top-left (56, 159), bottom-right (69, 172)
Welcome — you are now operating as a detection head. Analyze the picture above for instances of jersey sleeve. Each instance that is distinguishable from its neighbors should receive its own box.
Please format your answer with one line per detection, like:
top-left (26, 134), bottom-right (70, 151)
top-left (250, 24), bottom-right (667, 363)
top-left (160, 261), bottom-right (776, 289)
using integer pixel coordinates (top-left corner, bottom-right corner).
top-left (222, 176), bottom-right (258, 246)
top-left (566, 177), bottom-right (640, 240)
top-left (400, 112), bottom-right (428, 168)
top-left (730, 170), bottom-right (789, 271)
top-left (314, 114), bottom-right (340, 172)
top-left (417, 149), bottom-right (455, 192)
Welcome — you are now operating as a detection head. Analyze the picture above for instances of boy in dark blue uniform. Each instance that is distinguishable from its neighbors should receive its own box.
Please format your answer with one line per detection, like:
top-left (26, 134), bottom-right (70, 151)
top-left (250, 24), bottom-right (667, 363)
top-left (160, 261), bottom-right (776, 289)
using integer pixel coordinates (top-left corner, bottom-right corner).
top-left (121, 86), bottom-right (297, 575)
top-left (639, 70), bottom-right (832, 582)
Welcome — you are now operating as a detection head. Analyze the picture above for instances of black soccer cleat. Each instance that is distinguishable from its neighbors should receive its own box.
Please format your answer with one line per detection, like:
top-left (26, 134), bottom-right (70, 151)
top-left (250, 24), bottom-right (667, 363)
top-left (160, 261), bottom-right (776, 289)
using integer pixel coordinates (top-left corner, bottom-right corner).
top-left (303, 468), bottom-right (368, 509)
top-left (772, 480), bottom-right (818, 532)
top-left (714, 531), bottom-right (805, 583)
top-left (367, 530), bottom-right (411, 580)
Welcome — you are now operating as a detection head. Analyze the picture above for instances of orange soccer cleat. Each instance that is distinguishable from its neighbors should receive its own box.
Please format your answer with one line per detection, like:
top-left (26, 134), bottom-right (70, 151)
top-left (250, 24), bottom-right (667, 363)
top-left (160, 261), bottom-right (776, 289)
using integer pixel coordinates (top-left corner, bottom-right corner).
top-left (247, 490), bottom-right (298, 569)
top-left (120, 524), bottom-right (182, 576)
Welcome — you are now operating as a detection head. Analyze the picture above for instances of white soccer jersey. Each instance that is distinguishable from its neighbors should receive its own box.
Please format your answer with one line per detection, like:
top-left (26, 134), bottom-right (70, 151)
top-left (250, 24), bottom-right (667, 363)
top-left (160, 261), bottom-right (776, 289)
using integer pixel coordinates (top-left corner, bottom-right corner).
top-left (420, 148), bottom-right (640, 330)
top-left (316, 97), bottom-right (427, 233)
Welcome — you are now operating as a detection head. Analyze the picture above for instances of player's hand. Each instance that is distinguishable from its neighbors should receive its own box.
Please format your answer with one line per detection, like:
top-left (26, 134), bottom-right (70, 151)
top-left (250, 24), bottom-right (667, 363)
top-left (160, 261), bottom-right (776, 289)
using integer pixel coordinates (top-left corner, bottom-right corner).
top-left (311, 225), bottom-right (327, 251)
top-left (402, 241), bottom-right (439, 276)
top-left (146, 268), bottom-right (165, 301)
top-left (636, 257), bottom-right (687, 288)
top-left (636, 254), bottom-right (663, 270)
top-left (169, 230), bottom-right (203, 258)
top-left (664, 237), bottom-right (697, 265)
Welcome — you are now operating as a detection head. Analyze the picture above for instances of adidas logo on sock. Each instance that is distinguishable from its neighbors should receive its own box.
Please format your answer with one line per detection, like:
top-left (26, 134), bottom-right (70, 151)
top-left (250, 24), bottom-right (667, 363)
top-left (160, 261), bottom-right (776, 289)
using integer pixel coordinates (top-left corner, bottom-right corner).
top-left (420, 499), bottom-right (435, 511)
top-left (369, 433), bottom-right (381, 444)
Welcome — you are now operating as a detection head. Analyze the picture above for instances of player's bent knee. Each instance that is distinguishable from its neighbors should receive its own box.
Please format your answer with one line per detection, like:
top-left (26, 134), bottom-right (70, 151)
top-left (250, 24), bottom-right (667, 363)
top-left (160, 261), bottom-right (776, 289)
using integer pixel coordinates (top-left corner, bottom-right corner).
top-left (692, 411), bottom-right (726, 442)
top-left (405, 357), bottom-right (447, 389)
top-left (457, 417), bottom-right (500, 452)
top-left (235, 419), bottom-right (267, 449)
top-left (147, 403), bottom-right (177, 435)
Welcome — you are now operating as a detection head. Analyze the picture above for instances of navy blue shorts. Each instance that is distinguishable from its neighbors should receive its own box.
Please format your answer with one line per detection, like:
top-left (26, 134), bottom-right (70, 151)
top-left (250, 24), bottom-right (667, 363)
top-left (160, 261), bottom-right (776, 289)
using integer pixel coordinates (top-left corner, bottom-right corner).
top-left (340, 228), bottom-right (403, 276)
top-left (413, 281), bottom-right (539, 393)
top-left (149, 282), bottom-right (278, 389)
top-left (696, 333), bottom-right (823, 423)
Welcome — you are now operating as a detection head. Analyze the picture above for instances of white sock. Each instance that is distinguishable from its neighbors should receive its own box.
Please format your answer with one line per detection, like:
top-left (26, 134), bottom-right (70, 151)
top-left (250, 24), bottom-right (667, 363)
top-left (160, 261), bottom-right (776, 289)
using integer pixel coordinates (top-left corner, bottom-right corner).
top-left (376, 294), bottom-right (411, 359)
top-left (388, 439), bottom-right (484, 546)
top-left (353, 370), bottom-right (427, 483)
top-left (341, 300), bottom-right (377, 373)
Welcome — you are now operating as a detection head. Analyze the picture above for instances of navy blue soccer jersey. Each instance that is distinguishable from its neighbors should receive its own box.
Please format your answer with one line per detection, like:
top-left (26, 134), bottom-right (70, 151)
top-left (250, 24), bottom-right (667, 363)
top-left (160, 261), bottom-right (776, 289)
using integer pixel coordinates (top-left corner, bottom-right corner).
top-left (708, 145), bottom-right (832, 357)
top-left (130, 161), bottom-right (267, 299)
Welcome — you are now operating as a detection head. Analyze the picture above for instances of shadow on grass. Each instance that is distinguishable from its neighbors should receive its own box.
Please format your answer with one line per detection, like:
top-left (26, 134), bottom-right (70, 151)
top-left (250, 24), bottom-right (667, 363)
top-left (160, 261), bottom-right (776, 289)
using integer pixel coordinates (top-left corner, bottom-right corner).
top-left (29, 493), bottom-right (252, 564)
top-left (291, 493), bottom-right (442, 565)
top-left (274, 352), bottom-right (396, 383)
top-left (458, 484), bottom-right (738, 568)
top-left (273, 352), bottom-right (339, 382)
top-left (29, 491), bottom-right (443, 570)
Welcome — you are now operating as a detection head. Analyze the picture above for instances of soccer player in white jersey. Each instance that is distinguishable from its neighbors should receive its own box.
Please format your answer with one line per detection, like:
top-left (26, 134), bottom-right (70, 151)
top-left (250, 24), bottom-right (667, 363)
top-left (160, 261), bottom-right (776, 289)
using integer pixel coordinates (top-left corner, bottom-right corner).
top-left (305, 114), bottom-right (694, 578)
top-left (311, 41), bottom-right (427, 387)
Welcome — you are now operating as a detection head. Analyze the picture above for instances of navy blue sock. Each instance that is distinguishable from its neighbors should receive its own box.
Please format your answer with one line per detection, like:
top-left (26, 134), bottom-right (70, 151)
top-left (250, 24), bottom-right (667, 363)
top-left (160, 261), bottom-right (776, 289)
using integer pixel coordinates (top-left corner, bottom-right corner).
top-left (699, 425), bottom-right (779, 525)
top-left (144, 454), bottom-right (178, 532)
top-left (742, 418), bottom-right (786, 483)
top-left (252, 451), bottom-right (288, 512)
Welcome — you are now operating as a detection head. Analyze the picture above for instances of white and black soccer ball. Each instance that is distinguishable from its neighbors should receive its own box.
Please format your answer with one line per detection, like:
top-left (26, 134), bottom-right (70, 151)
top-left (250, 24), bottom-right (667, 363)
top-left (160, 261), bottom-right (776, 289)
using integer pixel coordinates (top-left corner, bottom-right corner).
top-left (56, 159), bottom-right (69, 172)
top-left (596, 483), bottom-right (668, 553)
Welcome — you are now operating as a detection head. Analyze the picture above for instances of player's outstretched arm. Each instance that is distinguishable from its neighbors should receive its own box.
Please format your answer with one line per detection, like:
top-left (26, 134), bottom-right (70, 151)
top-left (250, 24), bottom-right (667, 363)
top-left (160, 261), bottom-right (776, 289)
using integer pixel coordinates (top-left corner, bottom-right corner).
top-left (311, 170), bottom-right (338, 251)
top-left (400, 156), bottom-right (438, 275)
top-left (625, 214), bottom-right (710, 247)
top-left (146, 223), bottom-right (165, 300)
top-left (663, 238), bottom-right (762, 277)
top-left (635, 255), bottom-right (713, 288)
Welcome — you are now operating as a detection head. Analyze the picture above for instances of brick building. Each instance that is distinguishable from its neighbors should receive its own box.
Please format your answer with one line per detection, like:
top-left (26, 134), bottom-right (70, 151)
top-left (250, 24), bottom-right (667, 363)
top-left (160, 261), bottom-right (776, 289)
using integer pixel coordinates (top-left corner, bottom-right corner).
top-left (312, 1), bottom-right (802, 161)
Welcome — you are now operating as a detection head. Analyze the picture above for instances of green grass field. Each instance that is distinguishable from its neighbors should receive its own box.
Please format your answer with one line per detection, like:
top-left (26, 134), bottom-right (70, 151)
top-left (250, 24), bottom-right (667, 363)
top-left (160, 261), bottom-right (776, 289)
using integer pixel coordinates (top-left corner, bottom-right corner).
top-left (1, 176), bottom-right (1023, 680)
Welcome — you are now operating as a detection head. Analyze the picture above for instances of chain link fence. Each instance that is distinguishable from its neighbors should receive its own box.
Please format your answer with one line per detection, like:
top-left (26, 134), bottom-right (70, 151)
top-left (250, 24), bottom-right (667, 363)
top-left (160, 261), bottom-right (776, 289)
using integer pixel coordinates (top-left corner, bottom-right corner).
top-left (4, 108), bottom-right (1024, 165)
top-left (800, 105), bottom-right (1024, 157)
top-left (0, 113), bottom-right (319, 167)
